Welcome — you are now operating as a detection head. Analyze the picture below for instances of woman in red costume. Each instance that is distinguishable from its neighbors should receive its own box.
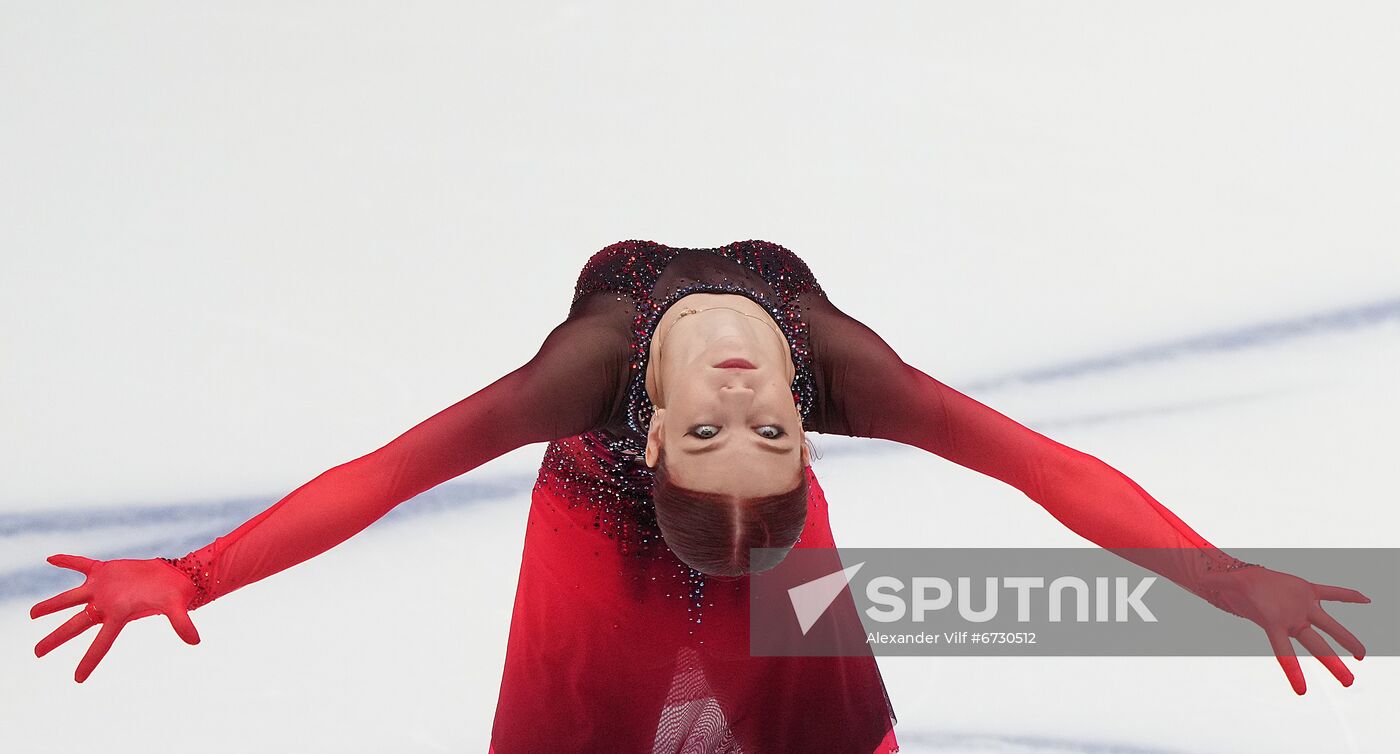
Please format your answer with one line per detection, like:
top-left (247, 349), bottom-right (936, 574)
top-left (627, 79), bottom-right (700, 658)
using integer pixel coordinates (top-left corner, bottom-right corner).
top-left (30, 240), bottom-right (1368, 753)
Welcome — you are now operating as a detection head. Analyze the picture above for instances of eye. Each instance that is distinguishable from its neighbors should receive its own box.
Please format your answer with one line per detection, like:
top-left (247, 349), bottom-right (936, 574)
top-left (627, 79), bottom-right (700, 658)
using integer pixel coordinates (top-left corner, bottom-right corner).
top-left (755, 425), bottom-right (786, 440)
top-left (687, 424), bottom-right (720, 439)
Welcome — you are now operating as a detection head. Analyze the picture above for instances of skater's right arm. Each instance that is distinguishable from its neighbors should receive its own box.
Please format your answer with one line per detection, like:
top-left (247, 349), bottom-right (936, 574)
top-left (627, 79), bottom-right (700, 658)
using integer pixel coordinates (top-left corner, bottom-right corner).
top-left (30, 310), bottom-right (630, 682)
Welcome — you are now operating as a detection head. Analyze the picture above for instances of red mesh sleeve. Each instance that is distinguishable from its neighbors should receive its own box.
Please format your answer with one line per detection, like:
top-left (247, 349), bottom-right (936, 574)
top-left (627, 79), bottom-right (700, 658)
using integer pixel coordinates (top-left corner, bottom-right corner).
top-left (806, 299), bottom-right (1253, 609)
top-left (161, 309), bottom-right (630, 609)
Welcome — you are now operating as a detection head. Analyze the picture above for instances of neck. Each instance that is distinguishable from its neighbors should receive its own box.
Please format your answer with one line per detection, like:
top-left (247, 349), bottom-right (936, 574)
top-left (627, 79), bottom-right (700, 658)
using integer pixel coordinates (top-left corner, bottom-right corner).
top-left (646, 295), bottom-right (794, 407)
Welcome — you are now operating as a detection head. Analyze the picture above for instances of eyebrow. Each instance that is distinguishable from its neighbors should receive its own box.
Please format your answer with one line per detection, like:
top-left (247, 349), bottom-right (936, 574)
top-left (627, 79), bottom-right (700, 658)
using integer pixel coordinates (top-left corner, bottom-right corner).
top-left (680, 436), bottom-right (796, 456)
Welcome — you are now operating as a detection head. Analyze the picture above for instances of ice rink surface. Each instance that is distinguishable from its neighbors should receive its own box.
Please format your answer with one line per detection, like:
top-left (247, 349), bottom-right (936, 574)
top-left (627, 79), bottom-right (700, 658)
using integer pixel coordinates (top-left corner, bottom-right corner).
top-left (3, 2), bottom-right (1397, 752)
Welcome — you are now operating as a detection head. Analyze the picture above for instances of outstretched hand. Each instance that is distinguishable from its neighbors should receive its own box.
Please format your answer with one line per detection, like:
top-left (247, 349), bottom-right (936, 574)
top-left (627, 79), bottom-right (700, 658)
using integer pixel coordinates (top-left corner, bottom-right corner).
top-left (1206, 565), bottom-right (1369, 695)
top-left (30, 554), bottom-right (202, 683)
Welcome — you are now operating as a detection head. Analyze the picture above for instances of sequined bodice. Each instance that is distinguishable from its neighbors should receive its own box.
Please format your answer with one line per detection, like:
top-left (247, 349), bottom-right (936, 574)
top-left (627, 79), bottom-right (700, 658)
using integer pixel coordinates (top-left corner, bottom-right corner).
top-left (571, 239), bottom-right (826, 440)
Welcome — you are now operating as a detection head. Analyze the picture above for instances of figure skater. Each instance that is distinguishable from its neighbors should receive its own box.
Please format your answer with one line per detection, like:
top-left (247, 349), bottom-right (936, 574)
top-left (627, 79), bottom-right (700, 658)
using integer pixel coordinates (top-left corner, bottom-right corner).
top-left (31, 240), bottom-right (1369, 753)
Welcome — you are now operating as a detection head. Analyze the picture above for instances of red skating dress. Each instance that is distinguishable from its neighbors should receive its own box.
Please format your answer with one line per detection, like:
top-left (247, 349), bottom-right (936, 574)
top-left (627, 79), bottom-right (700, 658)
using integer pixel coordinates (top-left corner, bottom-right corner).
top-left (489, 241), bottom-right (901, 754)
top-left (159, 240), bottom-right (1251, 753)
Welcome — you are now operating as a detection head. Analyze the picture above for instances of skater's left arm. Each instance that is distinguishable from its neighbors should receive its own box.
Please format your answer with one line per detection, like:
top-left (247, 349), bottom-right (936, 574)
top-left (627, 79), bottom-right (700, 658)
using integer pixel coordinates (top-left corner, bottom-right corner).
top-left (811, 303), bottom-right (1214, 553)
top-left (808, 301), bottom-right (1369, 693)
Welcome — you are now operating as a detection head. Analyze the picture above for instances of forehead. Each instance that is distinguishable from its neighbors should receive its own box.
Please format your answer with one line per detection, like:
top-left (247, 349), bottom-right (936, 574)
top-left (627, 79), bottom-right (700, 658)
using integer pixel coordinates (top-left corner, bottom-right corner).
top-left (664, 443), bottom-right (802, 495)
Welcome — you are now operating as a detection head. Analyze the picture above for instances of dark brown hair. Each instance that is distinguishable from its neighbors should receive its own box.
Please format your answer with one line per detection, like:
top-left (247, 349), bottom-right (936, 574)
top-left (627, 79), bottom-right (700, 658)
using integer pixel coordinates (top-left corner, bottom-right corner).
top-left (652, 454), bottom-right (809, 577)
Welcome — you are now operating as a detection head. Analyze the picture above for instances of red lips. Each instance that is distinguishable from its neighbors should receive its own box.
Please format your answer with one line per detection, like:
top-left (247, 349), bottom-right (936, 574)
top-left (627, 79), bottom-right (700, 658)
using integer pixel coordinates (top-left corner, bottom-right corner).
top-left (713, 358), bottom-right (757, 369)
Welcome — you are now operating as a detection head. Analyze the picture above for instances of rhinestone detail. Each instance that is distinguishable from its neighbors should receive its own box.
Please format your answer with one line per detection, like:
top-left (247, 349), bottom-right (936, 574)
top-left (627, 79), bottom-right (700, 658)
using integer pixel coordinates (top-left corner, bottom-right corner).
top-left (159, 554), bottom-right (216, 610)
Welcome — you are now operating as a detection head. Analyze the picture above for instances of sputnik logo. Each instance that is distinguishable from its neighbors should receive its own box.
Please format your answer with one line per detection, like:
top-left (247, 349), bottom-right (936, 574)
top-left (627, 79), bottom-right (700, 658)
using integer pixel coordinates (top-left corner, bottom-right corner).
top-left (787, 561), bottom-right (865, 635)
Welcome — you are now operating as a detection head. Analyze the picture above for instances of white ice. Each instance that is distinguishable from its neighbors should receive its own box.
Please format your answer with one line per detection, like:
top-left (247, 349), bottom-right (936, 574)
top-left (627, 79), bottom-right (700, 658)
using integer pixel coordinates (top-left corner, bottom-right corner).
top-left (2, 2), bottom-right (1398, 752)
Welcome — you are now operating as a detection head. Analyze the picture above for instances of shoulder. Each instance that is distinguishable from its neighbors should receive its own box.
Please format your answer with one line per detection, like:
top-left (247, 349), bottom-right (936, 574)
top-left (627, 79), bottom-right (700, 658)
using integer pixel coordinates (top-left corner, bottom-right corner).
top-left (727, 240), bottom-right (823, 294)
top-left (543, 303), bottom-right (633, 361)
top-left (735, 239), bottom-right (810, 266)
top-left (581, 238), bottom-right (666, 267)
top-left (801, 298), bottom-right (916, 435)
top-left (571, 240), bottom-right (669, 302)
top-left (516, 307), bottom-right (634, 434)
